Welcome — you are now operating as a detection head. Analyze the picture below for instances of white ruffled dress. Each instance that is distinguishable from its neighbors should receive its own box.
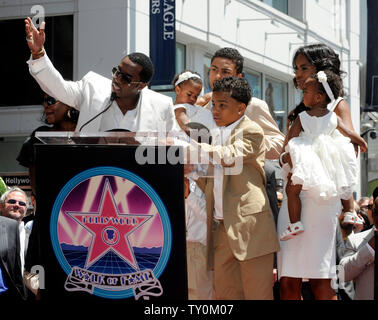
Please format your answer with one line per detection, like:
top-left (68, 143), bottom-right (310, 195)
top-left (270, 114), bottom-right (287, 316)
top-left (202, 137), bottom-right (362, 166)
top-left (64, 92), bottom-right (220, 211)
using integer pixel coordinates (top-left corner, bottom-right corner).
top-left (286, 110), bottom-right (357, 201)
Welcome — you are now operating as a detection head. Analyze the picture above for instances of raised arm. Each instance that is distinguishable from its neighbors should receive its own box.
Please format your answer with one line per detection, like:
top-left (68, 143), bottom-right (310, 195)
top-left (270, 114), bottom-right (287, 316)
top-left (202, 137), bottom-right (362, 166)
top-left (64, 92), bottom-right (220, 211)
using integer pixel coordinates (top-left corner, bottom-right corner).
top-left (25, 18), bottom-right (85, 110)
top-left (25, 17), bottom-right (45, 60)
top-left (337, 116), bottom-right (368, 153)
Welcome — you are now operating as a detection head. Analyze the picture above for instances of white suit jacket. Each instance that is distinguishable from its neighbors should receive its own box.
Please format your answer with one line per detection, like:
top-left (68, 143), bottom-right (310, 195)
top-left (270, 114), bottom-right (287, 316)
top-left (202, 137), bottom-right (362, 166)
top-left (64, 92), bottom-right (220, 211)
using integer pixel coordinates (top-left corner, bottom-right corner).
top-left (339, 228), bottom-right (375, 300)
top-left (27, 54), bottom-right (178, 133)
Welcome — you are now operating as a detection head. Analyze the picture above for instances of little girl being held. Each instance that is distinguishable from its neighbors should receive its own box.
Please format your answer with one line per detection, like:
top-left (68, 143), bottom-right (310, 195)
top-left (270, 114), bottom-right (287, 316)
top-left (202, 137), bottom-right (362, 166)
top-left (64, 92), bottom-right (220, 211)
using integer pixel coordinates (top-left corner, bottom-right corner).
top-left (173, 70), bottom-right (215, 135)
top-left (172, 70), bottom-right (215, 299)
top-left (280, 70), bottom-right (368, 241)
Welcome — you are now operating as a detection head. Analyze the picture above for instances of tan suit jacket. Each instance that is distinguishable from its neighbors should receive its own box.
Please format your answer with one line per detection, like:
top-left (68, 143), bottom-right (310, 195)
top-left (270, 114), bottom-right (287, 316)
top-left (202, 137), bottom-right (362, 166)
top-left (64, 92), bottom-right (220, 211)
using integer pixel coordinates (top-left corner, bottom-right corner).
top-left (203, 97), bottom-right (284, 160)
top-left (195, 117), bottom-right (280, 269)
top-left (339, 228), bottom-right (375, 300)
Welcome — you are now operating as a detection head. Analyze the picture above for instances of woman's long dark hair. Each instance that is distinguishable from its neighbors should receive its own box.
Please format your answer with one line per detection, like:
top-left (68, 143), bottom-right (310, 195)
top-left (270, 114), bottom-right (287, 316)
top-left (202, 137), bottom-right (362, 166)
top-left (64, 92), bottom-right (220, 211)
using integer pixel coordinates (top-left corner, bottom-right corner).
top-left (289, 43), bottom-right (346, 126)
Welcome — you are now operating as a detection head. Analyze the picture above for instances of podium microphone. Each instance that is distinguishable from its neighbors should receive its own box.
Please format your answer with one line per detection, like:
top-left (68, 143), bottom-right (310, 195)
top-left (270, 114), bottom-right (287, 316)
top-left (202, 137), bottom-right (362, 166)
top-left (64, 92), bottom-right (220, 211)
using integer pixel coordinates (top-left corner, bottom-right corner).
top-left (79, 92), bottom-right (117, 132)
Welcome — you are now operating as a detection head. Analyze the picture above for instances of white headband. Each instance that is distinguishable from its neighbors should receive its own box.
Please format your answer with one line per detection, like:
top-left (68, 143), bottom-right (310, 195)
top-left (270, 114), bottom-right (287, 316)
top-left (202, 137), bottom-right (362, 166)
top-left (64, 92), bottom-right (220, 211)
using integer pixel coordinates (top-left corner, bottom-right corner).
top-left (175, 71), bottom-right (201, 87)
top-left (317, 71), bottom-right (335, 101)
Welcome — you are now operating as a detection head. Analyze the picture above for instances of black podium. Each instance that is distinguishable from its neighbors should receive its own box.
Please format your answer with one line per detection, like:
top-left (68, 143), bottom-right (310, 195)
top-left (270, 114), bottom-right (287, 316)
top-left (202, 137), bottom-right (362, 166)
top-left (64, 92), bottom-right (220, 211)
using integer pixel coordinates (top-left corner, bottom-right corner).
top-left (30, 132), bottom-right (188, 302)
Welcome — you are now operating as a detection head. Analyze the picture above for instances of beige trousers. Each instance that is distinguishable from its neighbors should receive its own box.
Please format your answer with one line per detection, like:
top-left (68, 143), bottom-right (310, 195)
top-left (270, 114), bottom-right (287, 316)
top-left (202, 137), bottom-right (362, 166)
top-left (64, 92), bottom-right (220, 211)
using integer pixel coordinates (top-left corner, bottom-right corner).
top-left (213, 221), bottom-right (274, 300)
top-left (186, 241), bottom-right (214, 300)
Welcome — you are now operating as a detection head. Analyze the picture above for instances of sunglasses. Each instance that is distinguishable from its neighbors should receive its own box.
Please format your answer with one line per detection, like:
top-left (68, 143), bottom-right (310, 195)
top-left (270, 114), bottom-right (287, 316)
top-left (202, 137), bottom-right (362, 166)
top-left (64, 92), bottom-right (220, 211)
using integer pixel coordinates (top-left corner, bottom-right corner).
top-left (44, 96), bottom-right (57, 106)
top-left (6, 199), bottom-right (27, 207)
top-left (112, 67), bottom-right (141, 85)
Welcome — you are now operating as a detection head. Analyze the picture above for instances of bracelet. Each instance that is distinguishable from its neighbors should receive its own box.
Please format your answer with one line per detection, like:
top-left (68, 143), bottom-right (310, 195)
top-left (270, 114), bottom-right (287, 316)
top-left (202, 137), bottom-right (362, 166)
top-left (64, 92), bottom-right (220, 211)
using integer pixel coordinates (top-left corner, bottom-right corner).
top-left (31, 47), bottom-right (45, 59)
top-left (279, 151), bottom-right (287, 167)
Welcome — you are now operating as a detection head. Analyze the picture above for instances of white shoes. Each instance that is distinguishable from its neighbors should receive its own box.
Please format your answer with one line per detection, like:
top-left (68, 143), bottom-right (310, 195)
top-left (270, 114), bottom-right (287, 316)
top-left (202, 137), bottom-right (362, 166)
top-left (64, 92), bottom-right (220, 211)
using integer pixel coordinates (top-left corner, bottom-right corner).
top-left (280, 221), bottom-right (304, 241)
top-left (343, 211), bottom-right (364, 225)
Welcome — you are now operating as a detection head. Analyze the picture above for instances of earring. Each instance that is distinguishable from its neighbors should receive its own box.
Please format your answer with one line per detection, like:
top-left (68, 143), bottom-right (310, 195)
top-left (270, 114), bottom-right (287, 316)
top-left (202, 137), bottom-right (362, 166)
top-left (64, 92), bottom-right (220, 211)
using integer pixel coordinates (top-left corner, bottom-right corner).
top-left (238, 111), bottom-right (241, 115)
top-left (67, 110), bottom-right (72, 119)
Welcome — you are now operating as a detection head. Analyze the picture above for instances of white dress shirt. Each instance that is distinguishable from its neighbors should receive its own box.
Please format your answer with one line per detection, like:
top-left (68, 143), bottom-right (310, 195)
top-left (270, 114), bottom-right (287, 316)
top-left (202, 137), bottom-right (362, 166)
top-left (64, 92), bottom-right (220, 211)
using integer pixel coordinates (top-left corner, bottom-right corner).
top-left (18, 220), bottom-right (33, 275)
top-left (99, 101), bottom-right (137, 131)
top-left (19, 222), bottom-right (25, 275)
top-left (212, 116), bottom-right (245, 220)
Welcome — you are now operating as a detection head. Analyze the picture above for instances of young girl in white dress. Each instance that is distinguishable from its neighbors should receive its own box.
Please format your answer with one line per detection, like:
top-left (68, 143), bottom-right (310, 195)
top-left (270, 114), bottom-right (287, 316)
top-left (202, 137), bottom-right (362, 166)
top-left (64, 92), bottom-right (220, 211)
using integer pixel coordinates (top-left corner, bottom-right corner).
top-left (280, 70), bottom-right (368, 240)
top-left (171, 70), bottom-right (215, 300)
top-left (173, 71), bottom-right (215, 136)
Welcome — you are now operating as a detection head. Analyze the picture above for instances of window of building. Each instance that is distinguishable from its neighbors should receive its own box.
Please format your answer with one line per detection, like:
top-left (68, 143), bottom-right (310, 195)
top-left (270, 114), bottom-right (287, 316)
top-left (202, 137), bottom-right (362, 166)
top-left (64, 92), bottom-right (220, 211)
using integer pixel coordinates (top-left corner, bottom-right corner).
top-left (203, 56), bottom-right (212, 93)
top-left (0, 136), bottom-right (30, 173)
top-left (0, 15), bottom-right (73, 107)
top-left (176, 43), bottom-right (186, 75)
top-left (294, 89), bottom-right (303, 109)
top-left (261, 0), bottom-right (288, 14)
top-left (288, 0), bottom-right (305, 22)
top-left (265, 76), bottom-right (288, 132)
top-left (261, 0), bottom-right (304, 22)
top-left (244, 70), bottom-right (262, 99)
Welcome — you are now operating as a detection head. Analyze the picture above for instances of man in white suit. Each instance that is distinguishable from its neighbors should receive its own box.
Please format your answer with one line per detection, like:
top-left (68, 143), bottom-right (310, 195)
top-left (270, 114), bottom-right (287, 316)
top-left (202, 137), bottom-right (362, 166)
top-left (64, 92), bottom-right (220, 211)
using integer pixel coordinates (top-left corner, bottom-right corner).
top-left (339, 189), bottom-right (377, 300)
top-left (24, 17), bottom-right (177, 133)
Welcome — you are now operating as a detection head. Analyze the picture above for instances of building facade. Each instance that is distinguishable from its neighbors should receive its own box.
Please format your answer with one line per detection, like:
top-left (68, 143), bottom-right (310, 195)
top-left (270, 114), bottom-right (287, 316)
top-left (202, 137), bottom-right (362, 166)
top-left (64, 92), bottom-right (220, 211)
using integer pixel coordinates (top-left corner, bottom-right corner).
top-left (0, 0), bottom-right (368, 198)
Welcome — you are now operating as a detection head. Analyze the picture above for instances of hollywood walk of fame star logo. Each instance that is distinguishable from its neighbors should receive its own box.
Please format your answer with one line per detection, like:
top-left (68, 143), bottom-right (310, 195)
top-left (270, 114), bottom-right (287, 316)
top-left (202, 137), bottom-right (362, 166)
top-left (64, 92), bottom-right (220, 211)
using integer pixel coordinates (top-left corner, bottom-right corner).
top-left (68, 179), bottom-right (152, 270)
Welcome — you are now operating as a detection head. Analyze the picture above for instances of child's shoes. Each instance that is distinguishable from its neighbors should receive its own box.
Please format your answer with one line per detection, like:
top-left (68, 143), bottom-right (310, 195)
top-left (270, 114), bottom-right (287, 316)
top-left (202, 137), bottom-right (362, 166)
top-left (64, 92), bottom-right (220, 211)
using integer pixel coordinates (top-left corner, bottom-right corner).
top-left (280, 221), bottom-right (304, 241)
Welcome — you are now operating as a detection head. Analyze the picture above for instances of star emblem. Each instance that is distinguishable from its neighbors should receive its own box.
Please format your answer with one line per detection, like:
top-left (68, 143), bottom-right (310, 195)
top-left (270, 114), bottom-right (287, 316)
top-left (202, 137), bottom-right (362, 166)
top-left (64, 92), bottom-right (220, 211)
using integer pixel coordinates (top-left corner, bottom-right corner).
top-left (68, 179), bottom-right (152, 270)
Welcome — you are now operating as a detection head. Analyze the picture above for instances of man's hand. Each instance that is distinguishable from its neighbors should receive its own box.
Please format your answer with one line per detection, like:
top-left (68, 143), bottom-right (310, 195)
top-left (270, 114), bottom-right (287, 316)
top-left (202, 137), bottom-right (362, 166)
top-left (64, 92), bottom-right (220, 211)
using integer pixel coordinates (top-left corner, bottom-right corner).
top-left (196, 92), bottom-right (212, 107)
top-left (25, 16), bottom-right (45, 55)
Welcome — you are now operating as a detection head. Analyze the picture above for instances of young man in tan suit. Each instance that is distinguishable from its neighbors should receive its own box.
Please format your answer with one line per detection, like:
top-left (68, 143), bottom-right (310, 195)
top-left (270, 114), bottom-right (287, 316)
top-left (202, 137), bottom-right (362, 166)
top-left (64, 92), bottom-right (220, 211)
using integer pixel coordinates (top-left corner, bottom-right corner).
top-left (189, 77), bottom-right (280, 299)
top-left (196, 47), bottom-right (284, 160)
